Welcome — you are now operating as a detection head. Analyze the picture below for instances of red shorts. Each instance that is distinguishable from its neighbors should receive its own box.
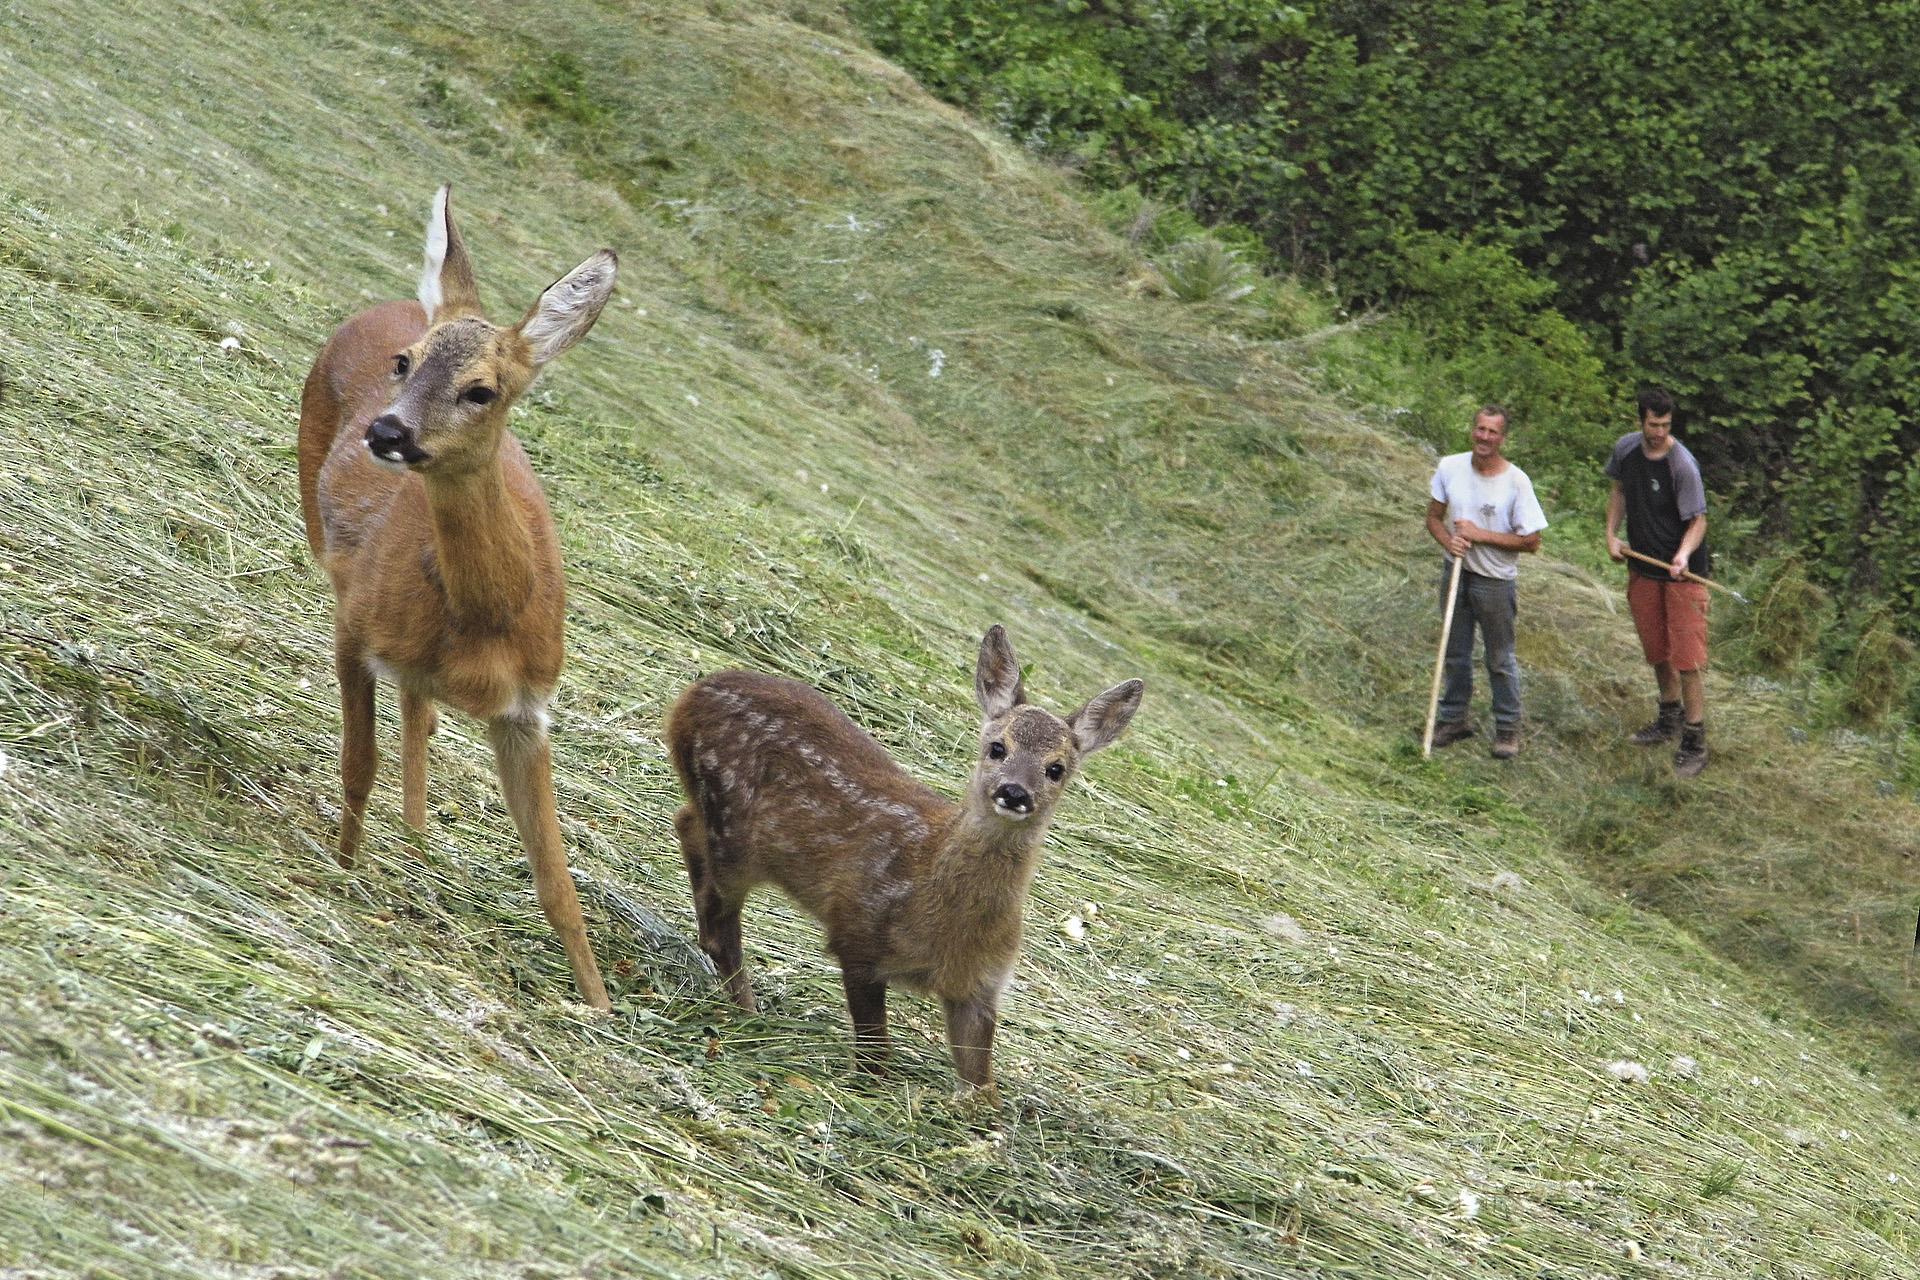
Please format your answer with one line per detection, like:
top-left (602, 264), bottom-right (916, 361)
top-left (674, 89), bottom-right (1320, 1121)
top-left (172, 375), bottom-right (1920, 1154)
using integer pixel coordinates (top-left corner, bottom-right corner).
top-left (1627, 574), bottom-right (1709, 671)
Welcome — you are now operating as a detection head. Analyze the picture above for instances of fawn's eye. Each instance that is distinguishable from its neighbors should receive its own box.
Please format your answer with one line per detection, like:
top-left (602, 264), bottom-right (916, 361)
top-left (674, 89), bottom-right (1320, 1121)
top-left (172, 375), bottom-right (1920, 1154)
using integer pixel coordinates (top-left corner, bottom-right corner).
top-left (1046, 762), bottom-right (1065, 782)
top-left (394, 353), bottom-right (411, 377)
top-left (461, 385), bottom-right (497, 406)
top-left (988, 740), bottom-right (1006, 760)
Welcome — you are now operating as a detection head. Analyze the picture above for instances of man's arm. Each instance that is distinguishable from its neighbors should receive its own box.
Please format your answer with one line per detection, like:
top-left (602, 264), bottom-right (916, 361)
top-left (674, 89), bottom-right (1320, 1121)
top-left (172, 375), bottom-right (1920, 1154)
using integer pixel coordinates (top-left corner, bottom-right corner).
top-left (1605, 482), bottom-right (1627, 561)
top-left (1426, 498), bottom-right (1467, 557)
top-left (1455, 523), bottom-right (1542, 553)
top-left (1672, 513), bottom-right (1707, 579)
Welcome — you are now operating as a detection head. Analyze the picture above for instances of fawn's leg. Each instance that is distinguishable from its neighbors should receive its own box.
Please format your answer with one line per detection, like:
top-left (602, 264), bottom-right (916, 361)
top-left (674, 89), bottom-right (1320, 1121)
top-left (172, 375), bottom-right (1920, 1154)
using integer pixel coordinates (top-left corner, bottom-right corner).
top-left (399, 688), bottom-right (438, 833)
top-left (841, 965), bottom-right (891, 1073)
top-left (942, 994), bottom-right (1000, 1089)
top-left (488, 712), bottom-right (611, 1011)
top-left (334, 647), bottom-right (378, 869)
top-left (675, 804), bottom-right (757, 1011)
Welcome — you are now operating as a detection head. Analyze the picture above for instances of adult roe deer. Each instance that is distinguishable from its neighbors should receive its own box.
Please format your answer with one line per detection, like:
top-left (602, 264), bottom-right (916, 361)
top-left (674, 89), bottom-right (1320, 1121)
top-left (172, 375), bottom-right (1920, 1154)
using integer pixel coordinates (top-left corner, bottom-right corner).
top-left (664, 626), bottom-right (1143, 1087)
top-left (297, 186), bottom-right (617, 1009)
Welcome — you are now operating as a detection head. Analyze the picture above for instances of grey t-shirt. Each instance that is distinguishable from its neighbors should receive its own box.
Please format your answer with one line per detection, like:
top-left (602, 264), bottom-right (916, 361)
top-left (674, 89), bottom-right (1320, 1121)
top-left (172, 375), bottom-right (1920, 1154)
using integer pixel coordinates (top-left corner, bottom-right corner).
top-left (1429, 453), bottom-right (1549, 580)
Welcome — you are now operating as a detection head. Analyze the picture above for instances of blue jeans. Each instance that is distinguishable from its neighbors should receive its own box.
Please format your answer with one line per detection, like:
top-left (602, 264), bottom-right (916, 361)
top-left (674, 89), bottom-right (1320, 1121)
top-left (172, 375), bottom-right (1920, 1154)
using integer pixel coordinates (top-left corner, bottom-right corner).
top-left (1437, 566), bottom-right (1521, 730)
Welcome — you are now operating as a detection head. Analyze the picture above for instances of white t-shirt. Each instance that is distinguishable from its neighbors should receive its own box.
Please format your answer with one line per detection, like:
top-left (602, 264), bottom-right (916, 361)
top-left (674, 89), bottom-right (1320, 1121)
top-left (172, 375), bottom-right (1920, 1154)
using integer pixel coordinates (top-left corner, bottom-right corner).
top-left (1429, 453), bottom-right (1549, 581)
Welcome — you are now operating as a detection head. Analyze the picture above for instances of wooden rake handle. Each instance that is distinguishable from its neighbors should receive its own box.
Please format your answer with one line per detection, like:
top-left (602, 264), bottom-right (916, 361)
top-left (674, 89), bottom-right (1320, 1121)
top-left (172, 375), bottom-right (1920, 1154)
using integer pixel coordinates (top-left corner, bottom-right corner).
top-left (1619, 547), bottom-right (1749, 603)
top-left (1422, 555), bottom-right (1465, 757)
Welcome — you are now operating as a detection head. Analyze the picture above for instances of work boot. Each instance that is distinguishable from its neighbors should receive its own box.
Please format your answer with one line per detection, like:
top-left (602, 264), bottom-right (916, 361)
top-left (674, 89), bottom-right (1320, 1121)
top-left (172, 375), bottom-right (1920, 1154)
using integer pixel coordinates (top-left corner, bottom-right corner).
top-left (1430, 719), bottom-right (1475, 748)
top-left (1674, 722), bottom-right (1708, 779)
top-left (1629, 700), bottom-right (1683, 746)
top-left (1492, 726), bottom-right (1520, 759)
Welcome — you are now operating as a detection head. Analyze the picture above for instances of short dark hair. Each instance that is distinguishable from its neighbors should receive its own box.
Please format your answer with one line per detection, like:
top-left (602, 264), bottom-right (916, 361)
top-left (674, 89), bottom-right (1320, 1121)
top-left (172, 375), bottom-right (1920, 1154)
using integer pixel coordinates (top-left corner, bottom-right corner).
top-left (1637, 387), bottom-right (1675, 421)
top-left (1474, 404), bottom-right (1509, 430)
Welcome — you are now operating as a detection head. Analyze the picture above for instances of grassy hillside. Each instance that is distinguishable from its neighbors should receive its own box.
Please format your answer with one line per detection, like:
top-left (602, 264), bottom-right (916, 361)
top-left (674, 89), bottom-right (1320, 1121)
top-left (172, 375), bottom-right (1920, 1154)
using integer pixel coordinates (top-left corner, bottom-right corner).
top-left (2, 2), bottom-right (1917, 1277)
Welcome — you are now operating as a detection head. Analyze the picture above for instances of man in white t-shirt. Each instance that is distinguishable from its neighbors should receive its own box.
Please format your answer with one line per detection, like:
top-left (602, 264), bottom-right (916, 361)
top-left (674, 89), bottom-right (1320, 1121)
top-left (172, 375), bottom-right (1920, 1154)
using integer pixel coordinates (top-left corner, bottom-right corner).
top-left (1423, 405), bottom-right (1550, 758)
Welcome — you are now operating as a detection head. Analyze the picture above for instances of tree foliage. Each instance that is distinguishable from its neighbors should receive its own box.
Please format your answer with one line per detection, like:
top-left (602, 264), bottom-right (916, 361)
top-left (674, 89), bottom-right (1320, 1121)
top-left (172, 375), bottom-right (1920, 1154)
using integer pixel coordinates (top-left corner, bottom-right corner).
top-left (854, 0), bottom-right (1920, 614)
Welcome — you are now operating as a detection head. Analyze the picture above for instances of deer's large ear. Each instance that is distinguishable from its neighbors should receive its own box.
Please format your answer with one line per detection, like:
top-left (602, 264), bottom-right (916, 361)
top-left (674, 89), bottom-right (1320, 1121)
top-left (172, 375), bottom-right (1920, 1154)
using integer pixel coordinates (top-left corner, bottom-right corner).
top-left (417, 185), bottom-right (482, 323)
top-left (515, 249), bottom-right (618, 369)
top-left (974, 625), bottom-right (1027, 718)
top-left (1066, 679), bottom-right (1143, 756)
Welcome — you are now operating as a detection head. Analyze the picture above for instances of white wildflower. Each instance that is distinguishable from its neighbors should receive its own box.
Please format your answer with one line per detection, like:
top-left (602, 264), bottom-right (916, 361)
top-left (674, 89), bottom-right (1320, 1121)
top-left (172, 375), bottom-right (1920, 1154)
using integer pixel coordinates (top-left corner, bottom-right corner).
top-left (1451, 1189), bottom-right (1481, 1221)
top-left (0, 748), bottom-right (9, 780)
top-left (926, 348), bottom-right (945, 378)
top-left (1611, 990), bottom-right (1626, 1004)
top-left (1623, 1241), bottom-right (1643, 1262)
top-left (1293, 1060), bottom-right (1314, 1078)
top-left (1059, 913), bottom-right (1087, 941)
top-left (218, 335), bottom-right (241, 352)
top-left (1668, 1055), bottom-right (1699, 1079)
top-left (1080, 901), bottom-right (1100, 921)
top-left (685, 393), bottom-right (699, 407)
top-left (1175, 1047), bottom-right (1191, 1061)
top-left (1606, 1059), bottom-right (1651, 1084)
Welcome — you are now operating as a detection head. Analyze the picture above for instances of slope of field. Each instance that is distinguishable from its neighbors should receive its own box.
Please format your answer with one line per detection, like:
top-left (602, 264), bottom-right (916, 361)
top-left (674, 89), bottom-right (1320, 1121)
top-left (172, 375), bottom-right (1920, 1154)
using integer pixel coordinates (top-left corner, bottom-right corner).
top-left (1, 2), bottom-right (1916, 1277)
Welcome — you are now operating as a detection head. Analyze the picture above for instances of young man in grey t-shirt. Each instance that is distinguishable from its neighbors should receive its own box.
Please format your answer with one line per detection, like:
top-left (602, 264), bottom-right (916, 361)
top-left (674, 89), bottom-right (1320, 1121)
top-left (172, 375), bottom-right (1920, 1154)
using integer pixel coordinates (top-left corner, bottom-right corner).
top-left (1605, 386), bottom-right (1711, 778)
top-left (1424, 405), bottom-right (1549, 758)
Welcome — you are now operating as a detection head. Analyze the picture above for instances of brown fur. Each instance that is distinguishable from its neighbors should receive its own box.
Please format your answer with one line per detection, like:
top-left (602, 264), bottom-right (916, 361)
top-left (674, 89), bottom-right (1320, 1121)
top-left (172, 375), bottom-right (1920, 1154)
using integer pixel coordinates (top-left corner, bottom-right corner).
top-left (297, 187), bottom-right (617, 1010)
top-left (664, 626), bottom-right (1142, 1087)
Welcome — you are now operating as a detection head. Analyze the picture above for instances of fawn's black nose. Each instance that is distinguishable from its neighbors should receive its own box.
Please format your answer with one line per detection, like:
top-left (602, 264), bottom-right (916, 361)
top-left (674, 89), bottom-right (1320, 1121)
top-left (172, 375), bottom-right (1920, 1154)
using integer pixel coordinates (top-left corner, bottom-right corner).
top-left (365, 415), bottom-right (427, 465)
top-left (992, 782), bottom-right (1033, 815)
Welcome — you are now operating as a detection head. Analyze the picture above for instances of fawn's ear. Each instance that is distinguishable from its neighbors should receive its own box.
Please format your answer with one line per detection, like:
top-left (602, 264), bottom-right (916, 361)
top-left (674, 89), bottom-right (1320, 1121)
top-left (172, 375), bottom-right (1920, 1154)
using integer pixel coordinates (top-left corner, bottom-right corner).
top-left (515, 249), bottom-right (618, 368)
top-left (418, 185), bottom-right (482, 323)
top-left (974, 624), bottom-right (1027, 718)
top-left (1066, 679), bottom-right (1143, 755)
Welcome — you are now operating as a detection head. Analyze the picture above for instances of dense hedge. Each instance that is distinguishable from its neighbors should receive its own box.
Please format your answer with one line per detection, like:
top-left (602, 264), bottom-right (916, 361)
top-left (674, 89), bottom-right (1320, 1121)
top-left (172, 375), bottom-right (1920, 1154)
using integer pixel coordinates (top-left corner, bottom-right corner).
top-left (853, 0), bottom-right (1920, 614)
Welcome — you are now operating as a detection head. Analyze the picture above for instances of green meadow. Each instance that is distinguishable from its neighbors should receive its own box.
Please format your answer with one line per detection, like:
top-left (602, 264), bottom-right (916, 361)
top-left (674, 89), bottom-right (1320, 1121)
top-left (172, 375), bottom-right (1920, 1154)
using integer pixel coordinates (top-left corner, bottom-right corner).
top-left (1, 2), bottom-right (1916, 1276)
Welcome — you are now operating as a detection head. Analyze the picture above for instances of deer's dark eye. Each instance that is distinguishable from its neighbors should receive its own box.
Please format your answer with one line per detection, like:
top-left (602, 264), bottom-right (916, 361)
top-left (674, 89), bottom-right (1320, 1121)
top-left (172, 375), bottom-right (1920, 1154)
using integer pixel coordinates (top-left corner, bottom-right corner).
top-left (394, 353), bottom-right (411, 377)
top-left (461, 385), bottom-right (497, 406)
top-left (988, 741), bottom-right (1006, 760)
top-left (1046, 762), bottom-right (1064, 782)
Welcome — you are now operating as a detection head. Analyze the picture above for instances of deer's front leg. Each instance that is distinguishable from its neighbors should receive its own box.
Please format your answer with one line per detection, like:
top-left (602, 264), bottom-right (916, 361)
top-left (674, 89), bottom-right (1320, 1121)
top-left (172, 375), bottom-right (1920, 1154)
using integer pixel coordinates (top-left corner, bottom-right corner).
top-left (942, 994), bottom-right (999, 1089)
top-left (334, 648), bottom-right (378, 869)
top-left (399, 688), bottom-right (438, 834)
top-left (487, 712), bottom-right (611, 1011)
top-left (841, 965), bottom-right (890, 1073)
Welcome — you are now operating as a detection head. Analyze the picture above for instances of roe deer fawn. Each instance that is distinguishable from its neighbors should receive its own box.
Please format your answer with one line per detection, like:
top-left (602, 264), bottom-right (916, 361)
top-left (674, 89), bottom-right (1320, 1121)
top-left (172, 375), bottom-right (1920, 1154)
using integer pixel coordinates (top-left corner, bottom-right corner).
top-left (297, 186), bottom-right (617, 1009)
top-left (665, 626), bottom-right (1142, 1086)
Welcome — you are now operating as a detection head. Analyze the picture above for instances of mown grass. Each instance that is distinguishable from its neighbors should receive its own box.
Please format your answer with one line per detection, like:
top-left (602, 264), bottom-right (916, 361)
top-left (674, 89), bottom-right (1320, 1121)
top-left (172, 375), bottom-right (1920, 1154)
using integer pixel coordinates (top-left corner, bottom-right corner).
top-left (1, 2), bottom-right (1917, 1277)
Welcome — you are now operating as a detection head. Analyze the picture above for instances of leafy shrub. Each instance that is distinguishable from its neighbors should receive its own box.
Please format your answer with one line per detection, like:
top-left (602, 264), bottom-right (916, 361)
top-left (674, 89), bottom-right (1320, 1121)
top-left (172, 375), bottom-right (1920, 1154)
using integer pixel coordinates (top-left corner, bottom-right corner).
top-left (1155, 238), bottom-right (1255, 304)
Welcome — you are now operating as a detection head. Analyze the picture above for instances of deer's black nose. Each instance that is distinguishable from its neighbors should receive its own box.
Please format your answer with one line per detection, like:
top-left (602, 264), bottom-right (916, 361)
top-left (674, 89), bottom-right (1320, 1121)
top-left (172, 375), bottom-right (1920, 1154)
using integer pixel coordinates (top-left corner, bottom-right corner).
top-left (365, 415), bottom-right (426, 464)
top-left (993, 783), bottom-right (1032, 813)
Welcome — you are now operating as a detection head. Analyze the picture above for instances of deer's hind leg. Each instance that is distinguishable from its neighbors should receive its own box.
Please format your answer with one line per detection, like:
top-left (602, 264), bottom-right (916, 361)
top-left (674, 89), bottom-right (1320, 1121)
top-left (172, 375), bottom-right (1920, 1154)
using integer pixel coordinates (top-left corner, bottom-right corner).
top-left (400, 688), bottom-right (438, 834)
top-left (674, 803), bottom-right (757, 1012)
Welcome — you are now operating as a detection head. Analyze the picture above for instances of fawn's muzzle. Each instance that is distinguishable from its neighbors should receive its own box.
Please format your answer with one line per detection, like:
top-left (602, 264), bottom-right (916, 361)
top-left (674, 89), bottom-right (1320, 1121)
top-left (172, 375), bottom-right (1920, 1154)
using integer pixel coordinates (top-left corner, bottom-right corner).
top-left (992, 782), bottom-right (1033, 818)
top-left (365, 415), bottom-right (429, 466)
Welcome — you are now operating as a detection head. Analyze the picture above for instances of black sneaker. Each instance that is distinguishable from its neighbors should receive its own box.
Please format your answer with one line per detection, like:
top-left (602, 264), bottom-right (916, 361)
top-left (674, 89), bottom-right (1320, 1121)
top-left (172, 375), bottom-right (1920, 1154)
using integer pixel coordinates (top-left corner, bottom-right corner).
top-left (1430, 719), bottom-right (1475, 749)
top-left (1674, 723), bottom-right (1708, 779)
top-left (1630, 700), bottom-right (1683, 746)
